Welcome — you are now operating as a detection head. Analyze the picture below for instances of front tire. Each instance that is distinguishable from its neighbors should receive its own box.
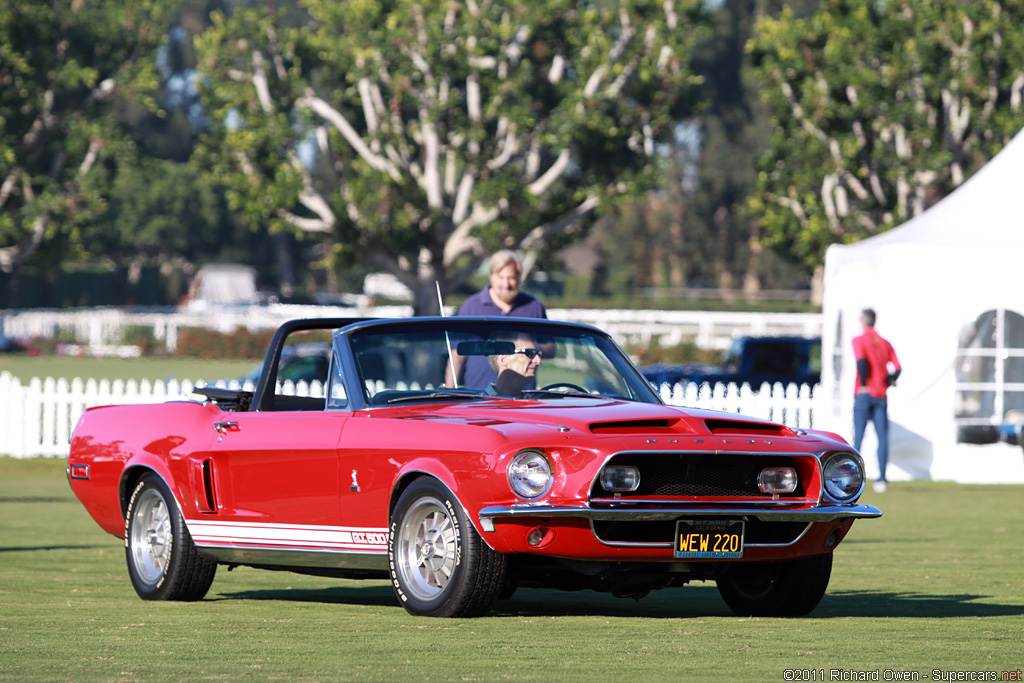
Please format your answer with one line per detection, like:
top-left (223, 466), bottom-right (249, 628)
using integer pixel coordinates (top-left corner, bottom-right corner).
top-left (389, 477), bottom-right (507, 617)
top-left (125, 473), bottom-right (216, 601)
top-left (716, 553), bottom-right (832, 617)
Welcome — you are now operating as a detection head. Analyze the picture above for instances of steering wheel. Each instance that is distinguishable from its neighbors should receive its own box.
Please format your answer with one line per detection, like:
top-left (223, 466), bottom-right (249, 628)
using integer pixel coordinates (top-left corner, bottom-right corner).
top-left (540, 382), bottom-right (590, 394)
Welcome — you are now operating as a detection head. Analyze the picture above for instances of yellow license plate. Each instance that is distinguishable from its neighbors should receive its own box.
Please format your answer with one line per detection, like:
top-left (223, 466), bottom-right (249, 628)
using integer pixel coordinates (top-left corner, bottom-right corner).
top-left (674, 520), bottom-right (744, 559)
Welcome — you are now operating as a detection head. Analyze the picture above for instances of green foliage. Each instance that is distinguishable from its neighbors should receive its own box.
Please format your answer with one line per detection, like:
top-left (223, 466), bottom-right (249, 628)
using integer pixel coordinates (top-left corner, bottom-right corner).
top-left (121, 325), bottom-right (163, 356)
top-left (625, 338), bottom-right (721, 367)
top-left (749, 0), bottom-right (1024, 271)
top-left (585, 1), bottom-right (818, 296)
top-left (0, 0), bottom-right (177, 272)
top-left (69, 157), bottom-right (225, 262)
top-left (193, 0), bottom-right (711, 312)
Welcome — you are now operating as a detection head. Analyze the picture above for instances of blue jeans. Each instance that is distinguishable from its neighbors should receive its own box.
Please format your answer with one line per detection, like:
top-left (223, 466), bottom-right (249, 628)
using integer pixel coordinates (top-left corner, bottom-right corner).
top-left (853, 394), bottom-right (889, 481)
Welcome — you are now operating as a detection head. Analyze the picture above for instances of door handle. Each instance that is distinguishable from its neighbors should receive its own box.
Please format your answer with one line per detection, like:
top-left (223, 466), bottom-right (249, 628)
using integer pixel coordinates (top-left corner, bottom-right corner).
top-left (213, 421), bottom-right (240, 434)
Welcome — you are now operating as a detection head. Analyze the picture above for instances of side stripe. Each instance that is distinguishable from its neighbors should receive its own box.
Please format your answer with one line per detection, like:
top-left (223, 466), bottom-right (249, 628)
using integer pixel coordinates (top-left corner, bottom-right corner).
top-left (186, 519), bottom-right (388, 552)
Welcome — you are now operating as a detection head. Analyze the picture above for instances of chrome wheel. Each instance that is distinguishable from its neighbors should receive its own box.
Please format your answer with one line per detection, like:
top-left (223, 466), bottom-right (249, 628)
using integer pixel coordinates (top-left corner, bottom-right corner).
top-left (129, 487), bottom-right (172, 587)
top-left (394, 496), bottom-right (457, 601)
top-left (388, 477), bottom-right (507, 617)
top-left (124, 474), bottom-right (216, 601)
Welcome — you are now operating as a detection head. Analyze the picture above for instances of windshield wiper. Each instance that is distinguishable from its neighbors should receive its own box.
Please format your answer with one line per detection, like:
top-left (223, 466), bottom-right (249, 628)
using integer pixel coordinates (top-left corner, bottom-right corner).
top-left (520, 389), bottom-right (605, 400)
top-left (384, 391), bottom-right (487, 404)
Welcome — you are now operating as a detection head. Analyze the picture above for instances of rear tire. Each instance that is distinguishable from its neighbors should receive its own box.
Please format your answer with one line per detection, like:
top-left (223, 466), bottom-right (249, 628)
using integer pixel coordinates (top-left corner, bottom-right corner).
top-left (125, 474), bottom-right (216, 601)
top-left (716, 553), bottom-right (832, 617)
top-left (389, 477), bottom-right (506, 617)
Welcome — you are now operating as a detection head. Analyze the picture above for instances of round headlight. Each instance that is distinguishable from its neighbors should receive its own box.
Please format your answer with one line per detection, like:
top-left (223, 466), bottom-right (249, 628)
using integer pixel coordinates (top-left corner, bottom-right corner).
top-left (508, 450), bottom-right (553, 499)
top-left (600, 465), bottom-right (640, 492)
top-left (823, 454), bottom-right (864, 500)
top-left (757, 466), bottom-right (798, 494)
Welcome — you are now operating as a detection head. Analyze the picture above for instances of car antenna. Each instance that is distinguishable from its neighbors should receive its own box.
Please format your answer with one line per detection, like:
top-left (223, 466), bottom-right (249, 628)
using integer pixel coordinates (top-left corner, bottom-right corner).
top-left (437, 281), bottom-right (458, 388)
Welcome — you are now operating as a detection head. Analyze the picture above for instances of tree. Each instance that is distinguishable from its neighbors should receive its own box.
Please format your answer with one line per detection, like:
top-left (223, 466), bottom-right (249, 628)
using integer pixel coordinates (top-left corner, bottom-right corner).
top-left (749, 0), bottom-right (1024, 275)
top-left (0, 0), bottom-right (176, 290)
top-left (192, 0), bottom-right (710, 314)
top-left (686, 0), bottom-right (819, 296)
top-left (589, 0), bottom-right (818, 300)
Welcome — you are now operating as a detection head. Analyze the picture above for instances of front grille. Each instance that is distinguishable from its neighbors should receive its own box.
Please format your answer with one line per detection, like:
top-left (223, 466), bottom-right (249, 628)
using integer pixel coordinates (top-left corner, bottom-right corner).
top-left (591, 451), bottom-right (808, 499)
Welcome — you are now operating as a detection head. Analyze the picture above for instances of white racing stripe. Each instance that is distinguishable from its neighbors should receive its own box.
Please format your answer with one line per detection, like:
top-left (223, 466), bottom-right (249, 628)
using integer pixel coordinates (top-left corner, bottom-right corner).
top-left (186, 519), bottom-right (388, 552)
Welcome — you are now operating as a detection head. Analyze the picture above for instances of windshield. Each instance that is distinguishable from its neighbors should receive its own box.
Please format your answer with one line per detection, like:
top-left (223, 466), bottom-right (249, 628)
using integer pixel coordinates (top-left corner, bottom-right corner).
top-left (344, 320), bottom-right (660, 406)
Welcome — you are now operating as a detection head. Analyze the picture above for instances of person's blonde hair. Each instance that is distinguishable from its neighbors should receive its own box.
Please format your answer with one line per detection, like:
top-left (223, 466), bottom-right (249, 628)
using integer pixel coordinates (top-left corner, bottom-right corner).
top-left (488, 250), bottom-right (523, 276)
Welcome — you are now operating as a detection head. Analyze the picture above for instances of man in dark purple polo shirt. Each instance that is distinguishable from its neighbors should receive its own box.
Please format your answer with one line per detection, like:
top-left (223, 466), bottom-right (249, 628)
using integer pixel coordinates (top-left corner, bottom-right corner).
top-left (457, 250), bottom-right (547, 318)
top-left (451, 250), bottom-right (547, 389)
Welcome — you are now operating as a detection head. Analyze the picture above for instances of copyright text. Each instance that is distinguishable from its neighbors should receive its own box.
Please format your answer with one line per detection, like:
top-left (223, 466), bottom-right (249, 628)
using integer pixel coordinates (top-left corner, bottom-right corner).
top-left (783, 670), bottom-right (1022, 682)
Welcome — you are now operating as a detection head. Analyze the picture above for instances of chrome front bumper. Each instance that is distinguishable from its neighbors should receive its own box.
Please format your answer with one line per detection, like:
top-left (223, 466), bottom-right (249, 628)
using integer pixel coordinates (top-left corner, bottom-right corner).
top-left (478, 503), bottom-right (882, 524)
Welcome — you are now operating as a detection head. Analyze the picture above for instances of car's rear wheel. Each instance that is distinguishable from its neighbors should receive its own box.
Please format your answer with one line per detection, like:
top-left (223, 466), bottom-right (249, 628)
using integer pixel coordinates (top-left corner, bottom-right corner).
top-left (389, 477), bottom-right (507, 617)
top-left (716, 552), bottom-right (832, 617)
top-left (125, 473), bottom-right (216, 601)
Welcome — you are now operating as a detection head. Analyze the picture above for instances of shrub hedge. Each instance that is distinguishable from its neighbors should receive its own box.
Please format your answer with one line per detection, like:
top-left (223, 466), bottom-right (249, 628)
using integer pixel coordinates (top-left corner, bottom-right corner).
top-left (175, 327), bottom-right (276, 360)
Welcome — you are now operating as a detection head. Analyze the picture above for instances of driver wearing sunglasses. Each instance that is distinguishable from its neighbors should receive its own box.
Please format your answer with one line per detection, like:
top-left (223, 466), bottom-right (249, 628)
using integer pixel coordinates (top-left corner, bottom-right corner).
top-left (486, 334), bottom-right (543, 397)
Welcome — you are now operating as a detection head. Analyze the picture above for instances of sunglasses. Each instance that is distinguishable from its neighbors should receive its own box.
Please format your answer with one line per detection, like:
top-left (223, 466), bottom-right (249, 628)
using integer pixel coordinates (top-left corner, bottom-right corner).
top-left (514, 348), bottom-right (541, 359)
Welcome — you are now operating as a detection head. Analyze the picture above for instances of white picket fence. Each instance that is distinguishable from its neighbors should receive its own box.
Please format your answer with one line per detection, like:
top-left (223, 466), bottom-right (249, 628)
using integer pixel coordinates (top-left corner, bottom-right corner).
top-left (0, 371), bottom-right (321, 458)
top-left (1, 306), bottom-right (822, 353)
top-left (0, 370), bottom-right (820, 458)
top-left (653, 380), bottom-right (820, 431)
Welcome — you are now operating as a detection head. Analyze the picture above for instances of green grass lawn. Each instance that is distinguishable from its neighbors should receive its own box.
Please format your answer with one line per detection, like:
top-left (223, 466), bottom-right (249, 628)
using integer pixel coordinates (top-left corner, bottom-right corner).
top-left (0, 354), bottom-right (256, 384)
top-left (1, 457), bottom-right (1022, 681)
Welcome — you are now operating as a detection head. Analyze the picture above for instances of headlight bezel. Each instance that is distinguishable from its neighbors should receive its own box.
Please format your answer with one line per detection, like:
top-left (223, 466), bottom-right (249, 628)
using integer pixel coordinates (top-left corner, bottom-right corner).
top-left (822, 452), bottom-right (865, 501)
top-left (507, 449), bottom-right (554, 499)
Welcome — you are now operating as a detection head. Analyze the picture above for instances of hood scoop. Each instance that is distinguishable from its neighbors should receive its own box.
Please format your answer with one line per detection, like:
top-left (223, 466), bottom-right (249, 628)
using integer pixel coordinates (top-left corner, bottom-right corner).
top-left (704, 418), bottom-right (785, 435)
top-left (589, 418), bottom-right (679, 435)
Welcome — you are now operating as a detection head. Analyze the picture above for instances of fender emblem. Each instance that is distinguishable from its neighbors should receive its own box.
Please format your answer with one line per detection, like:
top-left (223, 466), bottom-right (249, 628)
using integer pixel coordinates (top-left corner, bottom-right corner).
top-left (350, 470), bottom-right (361, 493)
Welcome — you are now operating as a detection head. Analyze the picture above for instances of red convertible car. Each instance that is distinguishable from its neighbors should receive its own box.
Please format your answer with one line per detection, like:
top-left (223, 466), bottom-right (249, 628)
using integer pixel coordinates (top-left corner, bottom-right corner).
top-left (67, 317), bottom-right (881, 618)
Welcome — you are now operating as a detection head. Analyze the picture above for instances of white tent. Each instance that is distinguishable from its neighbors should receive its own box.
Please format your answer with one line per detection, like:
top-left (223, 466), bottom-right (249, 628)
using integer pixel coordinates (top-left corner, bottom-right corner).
top-left (820, 129), bottom-right (1024, 484)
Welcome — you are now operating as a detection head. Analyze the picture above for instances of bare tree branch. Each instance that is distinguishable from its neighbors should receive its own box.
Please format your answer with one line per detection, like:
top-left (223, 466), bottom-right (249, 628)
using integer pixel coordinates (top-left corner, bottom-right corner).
top-left (451, 173), bottom-right (475, 226)
top-left (487, 119), bottom-right (518, 170)
top-left (78, 139), bottom-right (101, 176)
top-left (443, 201), bottom-right (502, 267)
top-left (252, 50), bottom-right (274, 114)
top-left (277, 210), bottom-right (335, 233)
top-left (766, 190), bottom-right (810, 229)
top-left (358, 78), bottom-right (381, 136)
top-left (280, 149), bottom-right (337, 232)
top-left (0, 173), bottom-right (17, 210)
top-left (0, 177), bottom-right (48, 272)
top-left (422, 120), bottom-right (443, 210)
top-left (520, 195), bottom-right (600, 251)
top-left (266, 25), bottom-right (288, 80)
top-left (527, 149), bottom-right (570, 196)
top-left (298, 93), bottom-right (403, 182)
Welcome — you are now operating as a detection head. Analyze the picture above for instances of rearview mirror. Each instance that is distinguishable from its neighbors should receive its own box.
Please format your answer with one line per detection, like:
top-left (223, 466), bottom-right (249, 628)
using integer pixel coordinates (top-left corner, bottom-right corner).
top-left (456, 340), bottom-right (516, 356)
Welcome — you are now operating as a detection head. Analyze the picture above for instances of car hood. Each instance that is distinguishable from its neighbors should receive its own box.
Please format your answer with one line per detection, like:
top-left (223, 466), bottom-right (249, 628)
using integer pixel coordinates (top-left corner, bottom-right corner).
top-left (381, 397), bottom-right (817, 444)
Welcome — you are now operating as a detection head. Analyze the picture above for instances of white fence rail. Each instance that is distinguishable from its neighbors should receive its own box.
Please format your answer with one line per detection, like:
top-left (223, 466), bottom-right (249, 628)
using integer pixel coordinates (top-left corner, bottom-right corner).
top-left (2, 306), bottom-right (822, 353)
top-left (550, 308), bottom-right (822, 350)
top-left (0, 370), bottom-right (820, 458)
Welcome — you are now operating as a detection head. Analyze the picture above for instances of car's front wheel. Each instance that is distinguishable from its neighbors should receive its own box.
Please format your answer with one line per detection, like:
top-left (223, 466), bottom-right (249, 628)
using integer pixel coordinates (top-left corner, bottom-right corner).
top-left (389, 477), bottom-right (507, 617)
top-left (125, 473), bottom-right (216, 601)
top-left (716, 553), bottom-right (832, 617)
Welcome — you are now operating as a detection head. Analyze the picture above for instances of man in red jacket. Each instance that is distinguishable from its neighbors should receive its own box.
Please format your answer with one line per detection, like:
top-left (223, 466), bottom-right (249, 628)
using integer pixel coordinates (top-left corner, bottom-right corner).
top-left (852, 308), bottom-right (901, 493)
